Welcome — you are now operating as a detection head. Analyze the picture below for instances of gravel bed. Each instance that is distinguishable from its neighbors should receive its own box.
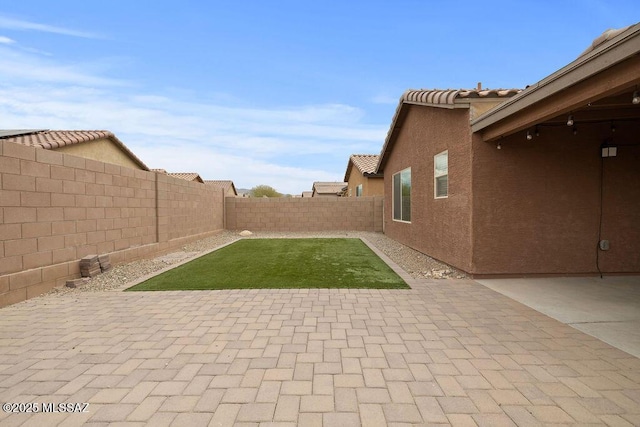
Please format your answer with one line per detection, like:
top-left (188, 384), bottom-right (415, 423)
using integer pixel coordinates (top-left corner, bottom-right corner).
top-left (46, 230), bottom-right (467, 296)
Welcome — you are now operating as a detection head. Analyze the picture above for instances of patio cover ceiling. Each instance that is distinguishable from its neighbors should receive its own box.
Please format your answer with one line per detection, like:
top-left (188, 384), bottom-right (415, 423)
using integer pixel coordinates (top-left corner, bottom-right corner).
top-left (472, 23), bottom-right (640, 142)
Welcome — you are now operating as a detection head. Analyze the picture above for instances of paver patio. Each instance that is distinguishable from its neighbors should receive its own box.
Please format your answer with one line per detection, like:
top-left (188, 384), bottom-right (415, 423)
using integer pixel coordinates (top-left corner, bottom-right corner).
top-left (0, 242), bottom-right (639, 426)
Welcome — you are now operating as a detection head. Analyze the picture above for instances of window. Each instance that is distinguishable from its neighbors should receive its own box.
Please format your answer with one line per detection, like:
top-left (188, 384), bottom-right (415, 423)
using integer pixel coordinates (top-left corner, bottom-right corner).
top-left (356, 184), bottom-right (362, 197)
top-left (393, 168), bottom-right (411, 222)
top-left (434, 151), bottom-right (448, 198)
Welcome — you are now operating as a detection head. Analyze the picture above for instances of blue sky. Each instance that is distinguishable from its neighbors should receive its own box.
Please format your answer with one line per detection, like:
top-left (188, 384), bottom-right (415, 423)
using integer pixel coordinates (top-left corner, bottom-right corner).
top-left (0, 1), bottom-right (638, 194)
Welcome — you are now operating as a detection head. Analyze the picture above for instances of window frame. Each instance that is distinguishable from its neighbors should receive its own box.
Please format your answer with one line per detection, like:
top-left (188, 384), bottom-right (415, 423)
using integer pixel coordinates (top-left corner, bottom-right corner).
top-left (434, 150), bottom-right (448, 199)
top-left (355, 184), bottom-right (363, 197)
top-left (392, 167), bottom-right (411, 223)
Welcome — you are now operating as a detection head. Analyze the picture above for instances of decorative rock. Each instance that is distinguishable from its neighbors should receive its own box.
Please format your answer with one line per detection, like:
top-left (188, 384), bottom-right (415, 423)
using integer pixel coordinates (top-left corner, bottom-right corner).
top-left (45, 230), bottom-right (467, 297)
top-left (239, 230), bottom-right (253, 237)
top-left (66, 278), bottom-right (89, 288)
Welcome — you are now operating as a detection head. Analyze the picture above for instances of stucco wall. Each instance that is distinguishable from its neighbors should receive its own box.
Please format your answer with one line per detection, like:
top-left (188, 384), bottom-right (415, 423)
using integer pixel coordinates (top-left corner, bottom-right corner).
top-left (472, 120), bottom-right (640, 275)
top-left (346, 170), bottom-right (384, 197)
top-left (226, 196), bottom-right (383, 232)
top-left (382, 106), bottom-right (473, 272)
top-left (52, 138), bottom-right (143, 170)
top-left (0, 141), bottom-right (224, 307)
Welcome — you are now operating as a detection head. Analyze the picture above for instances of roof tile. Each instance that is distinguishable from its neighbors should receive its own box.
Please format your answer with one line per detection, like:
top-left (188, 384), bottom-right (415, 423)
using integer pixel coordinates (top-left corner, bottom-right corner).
top-left (167, 172), bottom-right (204, 183)
top-left (0, 130), bottom-right (149, 170)
top-left (377, 87), bottom-right (521, 173)
top-left (350, 154), bottom-right (379, 175)
top-left (312, 181), bottom-right (347, 195)
top-left (204, 180), bottom-right (237, 194)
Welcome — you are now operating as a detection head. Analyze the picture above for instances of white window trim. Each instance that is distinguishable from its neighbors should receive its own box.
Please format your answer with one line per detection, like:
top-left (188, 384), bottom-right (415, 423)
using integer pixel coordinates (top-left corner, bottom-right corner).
top-left (434, 150), bottom-right (448, 199)
top-left (392, 167), bottom-right (411, 223)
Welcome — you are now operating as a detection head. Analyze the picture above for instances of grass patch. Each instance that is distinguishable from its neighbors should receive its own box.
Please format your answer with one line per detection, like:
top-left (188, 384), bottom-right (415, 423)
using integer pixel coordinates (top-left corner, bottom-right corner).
top-left (126, 238), bottom-right (408, 291)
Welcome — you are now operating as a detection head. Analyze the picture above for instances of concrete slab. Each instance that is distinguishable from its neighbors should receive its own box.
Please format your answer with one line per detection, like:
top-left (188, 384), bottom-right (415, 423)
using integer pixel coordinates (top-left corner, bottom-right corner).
top-left (477, 276), bottom-right (640, 358)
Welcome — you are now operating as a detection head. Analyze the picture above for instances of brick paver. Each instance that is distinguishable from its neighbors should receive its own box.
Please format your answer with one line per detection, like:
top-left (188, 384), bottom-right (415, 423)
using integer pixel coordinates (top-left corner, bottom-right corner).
top-left (1, 278), bottom-right (639, 426)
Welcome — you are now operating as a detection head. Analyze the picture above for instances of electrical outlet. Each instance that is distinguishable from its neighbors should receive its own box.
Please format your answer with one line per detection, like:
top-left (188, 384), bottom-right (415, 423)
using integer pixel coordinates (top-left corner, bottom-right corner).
top-left (599, 240), bottom-right (610, 251)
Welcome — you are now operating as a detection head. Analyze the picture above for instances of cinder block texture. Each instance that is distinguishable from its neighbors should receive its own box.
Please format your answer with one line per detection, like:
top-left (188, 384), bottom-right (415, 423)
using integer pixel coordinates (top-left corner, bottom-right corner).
top-left (225, 197), bottom-right (383, 232)
top-left (225, 196), bottom-right (383, 232)
top-left (0, 141), bottom-right (225, 307)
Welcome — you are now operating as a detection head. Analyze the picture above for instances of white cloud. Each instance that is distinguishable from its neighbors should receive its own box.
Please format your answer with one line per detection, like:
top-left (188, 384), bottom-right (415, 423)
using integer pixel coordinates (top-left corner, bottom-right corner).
top-left (0, 82), bottom-right (383, 195)
top-left (370, 93), bottom-right (400, 105)
top-left (0, 23), bottom-right (385, 194)
top-left (0, 46), bottom-right (126, 86)
top-left (0, 84), bottom-right (383, 155)
top-left (0, 35), bottom-right (15, 44)
top-left (0, 15), bottom-right (101, 39)
top-left (133, 144), bottom-right (338, 194)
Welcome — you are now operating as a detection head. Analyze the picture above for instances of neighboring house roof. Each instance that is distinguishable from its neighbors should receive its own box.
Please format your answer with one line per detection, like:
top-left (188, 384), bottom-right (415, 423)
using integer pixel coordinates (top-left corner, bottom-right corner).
top-left (301, 191), bottom-right (313, 197)
top-left (344, 154), bottom-right (382, 182)
top-left (167, 172), bottom-right (204, 183)
top-left (376, 88), bottom-right (521, 173)
top-left (312, 181), bottom-right (347, 196)
top-left (152, 169), bottom-right (205, 183)
top-left (471, 23), bottom-right (640, 140)
top-left (204, 180), bottom-right (238, 195)
top-left (0, 129), bottom-right (149, 170)
top-left (0, 129), bottom-right (46, 138)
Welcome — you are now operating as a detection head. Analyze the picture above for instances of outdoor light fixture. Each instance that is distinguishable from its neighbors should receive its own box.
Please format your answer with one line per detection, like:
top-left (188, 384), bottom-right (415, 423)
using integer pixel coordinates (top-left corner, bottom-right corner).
top-left (526, 131), bottom-right (532, 140)
top-left (497, 143), bottom-right (502, 150)
top-left (633, 90), bottom-right (640, 104)
top-left (567, 115), bottom-right (574, 126)
top-left (601, 143), bottom-right (618, 157)
top-left (611, 122), bottom-right (616, 133)
top-left (573, 126), bottom-right (578, 135)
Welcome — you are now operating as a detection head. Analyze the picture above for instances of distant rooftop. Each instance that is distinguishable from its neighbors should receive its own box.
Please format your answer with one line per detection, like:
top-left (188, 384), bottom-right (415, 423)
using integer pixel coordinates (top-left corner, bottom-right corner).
top-left (344, 154), bottom-right (382, 182)
top-left (312, 181), bottom-right (347, 196)
top-left (205, 180), bottom-right (237, 195)
top-left (0, 129), bottom-right (149, 170)
top-left (167, 172), bottom-right (204, 183)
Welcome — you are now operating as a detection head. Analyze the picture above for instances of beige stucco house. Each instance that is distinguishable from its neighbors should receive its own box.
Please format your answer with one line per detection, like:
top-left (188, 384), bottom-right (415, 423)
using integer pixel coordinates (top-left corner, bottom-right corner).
top-left (344, 154), bottom-right (384, 197)
top-left (0, 130), bottom-right (148, 170)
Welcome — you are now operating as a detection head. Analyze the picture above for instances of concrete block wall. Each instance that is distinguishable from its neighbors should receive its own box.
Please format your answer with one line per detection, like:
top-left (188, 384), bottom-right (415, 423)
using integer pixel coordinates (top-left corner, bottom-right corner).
top-left (225, 196), bottom-right (383, 232)
top-left (157, 173), bottom-right (223, 242)
top-left (0, 141), bottom-right (224, 307)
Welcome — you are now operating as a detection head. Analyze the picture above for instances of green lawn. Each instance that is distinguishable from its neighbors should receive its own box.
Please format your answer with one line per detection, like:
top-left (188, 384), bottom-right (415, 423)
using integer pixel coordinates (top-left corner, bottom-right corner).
top-left (126, 238), bottom-right (408, 291)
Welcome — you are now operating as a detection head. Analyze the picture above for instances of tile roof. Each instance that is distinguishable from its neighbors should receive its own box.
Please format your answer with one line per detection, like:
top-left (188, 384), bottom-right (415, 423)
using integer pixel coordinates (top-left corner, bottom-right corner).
top-left (204, 180), bottom-right (237, 195)
top-left (312, 181), bottom-right (347, 196)
top-left (167, 172), bottom-right (204, 183)
top-left (401, 88), bottom-right (521, 109)
top-left (344, 154), bottom-right (382, 182)
top-left (301, 191), bottom-right (313, 198)
top-left (154, 169), bottom-right (205, 183)
top-left (350, 154), bottom-right (379, 174)
top-left (0, 129), bottom-right (149, 170)
top-left (377, 87), bottom-right (521, 173)
top-left (0, 129), bottom-right (47, 138)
